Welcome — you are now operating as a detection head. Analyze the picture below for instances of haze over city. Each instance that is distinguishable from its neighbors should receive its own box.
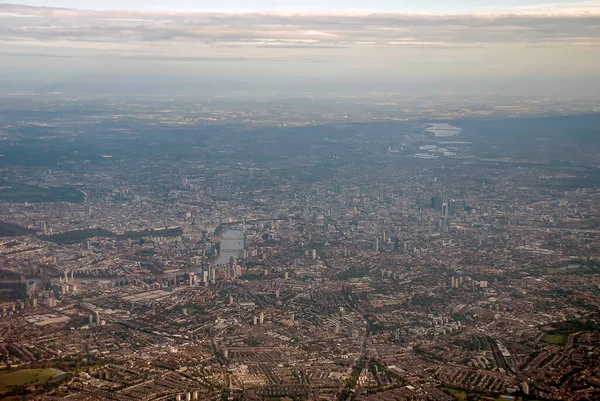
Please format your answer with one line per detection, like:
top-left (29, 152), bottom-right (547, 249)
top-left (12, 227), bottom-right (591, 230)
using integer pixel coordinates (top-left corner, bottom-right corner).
top-left (0, 1), bottom-right (600, 401)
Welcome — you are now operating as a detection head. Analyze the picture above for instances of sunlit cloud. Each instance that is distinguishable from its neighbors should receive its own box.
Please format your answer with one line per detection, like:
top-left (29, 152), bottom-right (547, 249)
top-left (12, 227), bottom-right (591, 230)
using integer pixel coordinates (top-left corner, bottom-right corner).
top-left (0, 3), bottom-right (599, 88)
top-left (1, 4), bottom-right (599, 51)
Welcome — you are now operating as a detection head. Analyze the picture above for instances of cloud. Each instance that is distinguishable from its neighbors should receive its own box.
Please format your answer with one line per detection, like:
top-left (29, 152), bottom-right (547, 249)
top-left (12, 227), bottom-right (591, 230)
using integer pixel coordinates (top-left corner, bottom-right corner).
top-left (481, 1), bottom-right (600, 14)
top-left (0, 4), bottom-right (599, 51)
top-left (0, 3), bottom-right (599, 86)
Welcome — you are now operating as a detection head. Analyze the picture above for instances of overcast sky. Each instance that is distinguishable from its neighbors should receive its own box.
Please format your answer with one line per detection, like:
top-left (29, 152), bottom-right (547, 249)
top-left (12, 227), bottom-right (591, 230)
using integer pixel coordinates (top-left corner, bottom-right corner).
top-left (1, 1), bottom-right (599, 95)
top-left (6, 0), bottom-right (600, 13)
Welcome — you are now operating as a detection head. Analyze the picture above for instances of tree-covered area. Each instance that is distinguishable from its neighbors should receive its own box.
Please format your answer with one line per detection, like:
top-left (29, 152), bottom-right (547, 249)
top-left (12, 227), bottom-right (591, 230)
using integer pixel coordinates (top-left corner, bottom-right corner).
top-left (547, 316), bottom-right (600, 335)
top-left (38, 228), bottom-right (115, 245)
top-left (0, 221), bottom-right (34, 237)
top-left (336, 266), bottom-right (369, 280)
top-left (37, 227), bottom-right (183, 245)
top-left (0, 182), bottom-right (84, 203)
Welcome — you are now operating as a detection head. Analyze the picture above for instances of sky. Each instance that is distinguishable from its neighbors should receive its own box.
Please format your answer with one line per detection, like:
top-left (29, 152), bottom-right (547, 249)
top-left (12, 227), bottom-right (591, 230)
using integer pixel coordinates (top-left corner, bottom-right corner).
top-left (5, 0), bottom-right (600, 13)
top-left (1, 1), bottom-right (599, 95)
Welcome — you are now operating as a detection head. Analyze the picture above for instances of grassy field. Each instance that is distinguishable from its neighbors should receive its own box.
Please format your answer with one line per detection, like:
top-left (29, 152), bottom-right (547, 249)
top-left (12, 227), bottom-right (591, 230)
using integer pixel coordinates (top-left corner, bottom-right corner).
top-left (542, 334), bottom-right (568, 345)
top-left (136, 249), bottom-right (155, 257)
top-left (442, 387), bottom-right (468, 401)
top-left (545, 267), bottom-right (580, 275)
top-left (175, 304), bottom-right (206, 315)
top-left (0, 368), bottom-right (63, 391)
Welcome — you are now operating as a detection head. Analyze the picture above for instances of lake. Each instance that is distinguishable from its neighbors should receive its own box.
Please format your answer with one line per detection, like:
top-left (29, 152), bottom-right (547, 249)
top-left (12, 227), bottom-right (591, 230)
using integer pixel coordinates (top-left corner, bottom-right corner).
top-left (425, 123), bottom-right (462, 137)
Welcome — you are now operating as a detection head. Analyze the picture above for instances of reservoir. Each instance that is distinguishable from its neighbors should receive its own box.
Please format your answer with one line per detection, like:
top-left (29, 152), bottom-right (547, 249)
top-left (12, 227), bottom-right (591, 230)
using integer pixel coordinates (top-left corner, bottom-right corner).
top-left (425, 123), bottom-right (462, 137)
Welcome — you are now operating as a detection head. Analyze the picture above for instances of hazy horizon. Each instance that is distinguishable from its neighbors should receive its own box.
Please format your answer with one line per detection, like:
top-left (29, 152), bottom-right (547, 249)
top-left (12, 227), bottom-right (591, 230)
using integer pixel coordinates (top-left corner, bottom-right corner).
top-left (1, 1), bottom-right (600, 96)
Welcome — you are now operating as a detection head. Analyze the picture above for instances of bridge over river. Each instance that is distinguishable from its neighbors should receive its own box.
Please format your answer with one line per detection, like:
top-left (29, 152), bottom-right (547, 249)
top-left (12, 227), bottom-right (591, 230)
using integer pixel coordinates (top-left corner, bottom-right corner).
top-left (217, 229), bottom-right (245, 265)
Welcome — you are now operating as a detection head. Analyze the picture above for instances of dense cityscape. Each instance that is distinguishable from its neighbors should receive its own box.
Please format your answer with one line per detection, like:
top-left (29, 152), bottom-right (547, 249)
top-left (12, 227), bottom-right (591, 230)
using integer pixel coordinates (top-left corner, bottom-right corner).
top-left (0, 92), bottom-right (598, 401)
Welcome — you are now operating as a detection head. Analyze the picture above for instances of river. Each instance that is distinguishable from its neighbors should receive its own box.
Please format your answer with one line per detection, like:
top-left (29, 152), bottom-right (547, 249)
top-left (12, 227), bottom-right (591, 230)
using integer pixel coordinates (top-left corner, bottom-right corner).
top-left (217, 229), bottom-right (245, 265)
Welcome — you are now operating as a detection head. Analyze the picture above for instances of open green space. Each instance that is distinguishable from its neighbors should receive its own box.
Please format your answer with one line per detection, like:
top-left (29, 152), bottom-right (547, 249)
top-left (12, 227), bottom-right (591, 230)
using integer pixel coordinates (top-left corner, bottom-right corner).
top-left (174, 304), bottom-right (206, 315)
top-left (0, 368), bottom-right (63, 392)
top-left (39, 228), bottom-right (115, 245)
top-left (440, 387), bottom-right (493, 401)
top-left (0, 182), bottom-right (84, 203)
top-left (544, 318), bottom-right (600, 336)
top-left (0, 221), bottom-right (35, 237)
top-left (136, 249), bottom-right (155, 257)
top-left (542, 334), bottom-right (567, 345)
top-left (545, 266), bottom-right (582, 275)
top-left (441, 387), bottom-right (468, 401)
top-left (336, 266), bottom-right (369, 280)
top-left (38, 226), bottom-right (183, 245)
